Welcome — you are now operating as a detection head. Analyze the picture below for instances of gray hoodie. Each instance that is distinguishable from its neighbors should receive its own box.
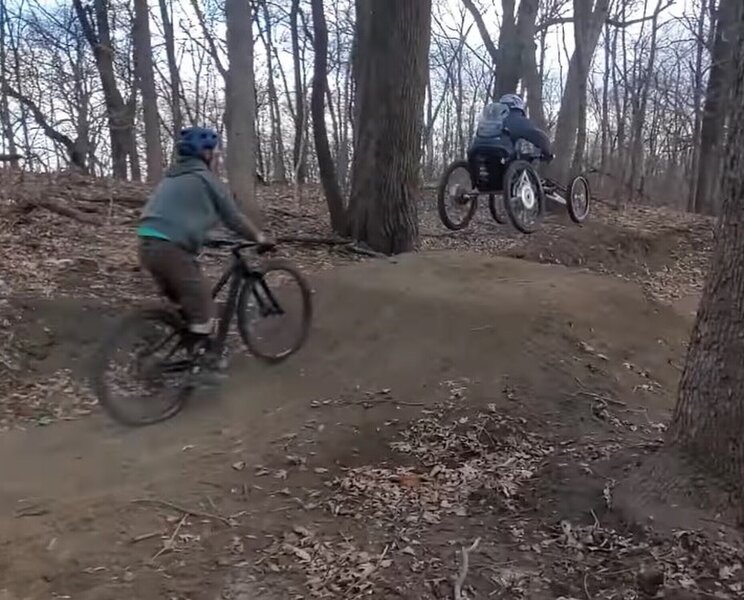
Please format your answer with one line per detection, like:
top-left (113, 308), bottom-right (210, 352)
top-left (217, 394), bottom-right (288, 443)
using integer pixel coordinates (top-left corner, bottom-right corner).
top-left (139, 157), bottom-right (248, 253)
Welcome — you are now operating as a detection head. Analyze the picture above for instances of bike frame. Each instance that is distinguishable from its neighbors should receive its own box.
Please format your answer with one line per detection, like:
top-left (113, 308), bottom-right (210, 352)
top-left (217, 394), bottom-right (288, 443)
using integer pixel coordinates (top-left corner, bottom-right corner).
top-left (208, 246), bottom-right (284, 356)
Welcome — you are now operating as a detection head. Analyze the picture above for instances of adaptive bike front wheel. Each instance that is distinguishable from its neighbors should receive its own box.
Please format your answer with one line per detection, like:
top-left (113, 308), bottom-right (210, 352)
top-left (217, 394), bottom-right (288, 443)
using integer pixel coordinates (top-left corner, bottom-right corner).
top-left (91, 309), bottom-right (193, 426)
top-left (237, 259), bottom-right (313, 363)
top-left (567, 175), bottom-right (591, 224)
top-left (437, 160), bottom-right (479, 230)
top-left (503, 160), bottom-right (545, 234)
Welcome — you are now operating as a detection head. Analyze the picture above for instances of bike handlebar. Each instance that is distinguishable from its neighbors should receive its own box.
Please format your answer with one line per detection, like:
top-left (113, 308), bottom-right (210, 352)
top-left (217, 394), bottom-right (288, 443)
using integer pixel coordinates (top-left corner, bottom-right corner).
top-left (519, 152), bottom-right (554, 163)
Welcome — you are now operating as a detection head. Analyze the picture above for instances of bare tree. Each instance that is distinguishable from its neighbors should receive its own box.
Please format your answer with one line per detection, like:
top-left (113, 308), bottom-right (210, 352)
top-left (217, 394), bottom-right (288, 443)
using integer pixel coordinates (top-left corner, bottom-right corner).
top-left (310, 0), bottom-right (346, 233)
top-left (693, 0), bottom-right (742, 215)
top-left (133, 0), bottom-right (163, 182)
top-left (72, 0), bottom-right (135, 180)
top-left (347, 0), bottom-right (432, 254)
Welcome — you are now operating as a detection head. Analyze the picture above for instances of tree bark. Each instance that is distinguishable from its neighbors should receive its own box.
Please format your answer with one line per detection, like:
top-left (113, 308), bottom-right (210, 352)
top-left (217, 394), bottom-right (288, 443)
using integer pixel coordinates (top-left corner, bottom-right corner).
top-left (347, 0), bottom-right (431, 255)
top-left (668, 8), bottom-right (744, 504)
top-left (225, 0), bottom-right (261, 223)
top-left (694, 0), bottom-right (742, 215)
top-left (133, 0), bottom-right (163, 182)
top-left (310, 0), bottom-right (346, 233)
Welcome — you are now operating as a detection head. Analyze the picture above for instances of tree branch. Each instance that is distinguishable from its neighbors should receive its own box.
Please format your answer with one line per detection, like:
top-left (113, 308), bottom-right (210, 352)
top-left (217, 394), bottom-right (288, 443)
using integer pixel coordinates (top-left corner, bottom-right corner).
top-left (461, 0), bottom-right (498, 63)
top-left (536, 1), bottom-right (676, 32)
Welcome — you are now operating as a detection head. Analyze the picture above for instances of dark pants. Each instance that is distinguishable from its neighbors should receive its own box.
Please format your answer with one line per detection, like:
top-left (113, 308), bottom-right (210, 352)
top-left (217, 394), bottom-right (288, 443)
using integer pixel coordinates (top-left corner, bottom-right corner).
top-left (138, 238), bottom-right (215, 333)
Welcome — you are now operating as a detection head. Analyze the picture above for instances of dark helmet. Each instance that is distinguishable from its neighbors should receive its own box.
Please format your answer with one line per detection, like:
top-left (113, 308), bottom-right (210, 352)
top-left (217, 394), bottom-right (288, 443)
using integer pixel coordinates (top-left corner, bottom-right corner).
top-left (177, 126), bottom-right (220, 158)
top-left (499, 93), bottom-right (526, 114)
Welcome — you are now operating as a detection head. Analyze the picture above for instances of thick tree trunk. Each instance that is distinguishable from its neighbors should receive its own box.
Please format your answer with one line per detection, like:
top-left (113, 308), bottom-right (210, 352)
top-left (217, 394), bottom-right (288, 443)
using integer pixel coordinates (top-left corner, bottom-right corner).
top-left (225, 0), bottom-right (261, 223)
top-left (133, 0), bottom-right (163, 182)
top-left (310, 0), bottom-right (346, 233)
top-left (669, 10), bottom-right (744, 503)
top-left (694, 0), bottom-right (742, 215)
top-left (347, 0), bottom-right (431, 255)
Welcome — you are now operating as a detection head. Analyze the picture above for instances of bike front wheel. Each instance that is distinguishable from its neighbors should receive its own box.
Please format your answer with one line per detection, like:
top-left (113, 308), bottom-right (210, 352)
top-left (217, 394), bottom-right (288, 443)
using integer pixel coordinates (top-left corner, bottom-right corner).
top-left (237, 260), bottom-right (313, 363)
top-left (503, 160), bottom-right (545, 234)
top-left (91, 309), bottom-right (193, 426)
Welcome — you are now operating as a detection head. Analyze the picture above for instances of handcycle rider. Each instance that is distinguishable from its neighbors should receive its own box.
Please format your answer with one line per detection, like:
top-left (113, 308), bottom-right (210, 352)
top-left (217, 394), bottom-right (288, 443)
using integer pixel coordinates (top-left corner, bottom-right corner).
top-left (467, 93), bottom-right (554, 192)
top-left (137, 126), bottom-right (272, 383)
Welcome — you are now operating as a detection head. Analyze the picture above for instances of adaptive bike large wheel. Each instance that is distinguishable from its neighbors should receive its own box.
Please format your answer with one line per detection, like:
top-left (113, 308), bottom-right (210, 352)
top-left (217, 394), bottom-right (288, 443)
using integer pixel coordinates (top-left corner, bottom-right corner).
top-left (91, 309), bottom-right (193, 426)
top-left (503, 160), bottom-right (545, 234)
top-left (237, 259), bottom-right (313, 363)
top-left (567, 175), bottom-right (591, 224)
top-left (437, 160), bottom-right (478, 231)
top-left (488, 193), bottom-right (508, 224)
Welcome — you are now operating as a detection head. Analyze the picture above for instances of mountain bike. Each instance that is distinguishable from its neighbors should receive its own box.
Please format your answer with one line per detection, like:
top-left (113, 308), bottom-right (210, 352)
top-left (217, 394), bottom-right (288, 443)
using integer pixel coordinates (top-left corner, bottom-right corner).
top-left (91, 239), bottom-right (312, 426)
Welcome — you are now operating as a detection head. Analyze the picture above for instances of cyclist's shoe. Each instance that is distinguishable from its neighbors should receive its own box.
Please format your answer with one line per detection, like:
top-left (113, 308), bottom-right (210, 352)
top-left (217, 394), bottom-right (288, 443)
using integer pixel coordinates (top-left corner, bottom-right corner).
top-left (189, 351), bottom-right (228, 388)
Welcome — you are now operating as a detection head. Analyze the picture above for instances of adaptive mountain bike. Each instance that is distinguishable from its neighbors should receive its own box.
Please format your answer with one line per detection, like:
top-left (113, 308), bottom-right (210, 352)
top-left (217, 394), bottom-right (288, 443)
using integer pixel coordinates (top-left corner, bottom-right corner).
top-left (91, 239), bottom-right (312, 426)
top-left (437, 152), bottom-right (591, 234)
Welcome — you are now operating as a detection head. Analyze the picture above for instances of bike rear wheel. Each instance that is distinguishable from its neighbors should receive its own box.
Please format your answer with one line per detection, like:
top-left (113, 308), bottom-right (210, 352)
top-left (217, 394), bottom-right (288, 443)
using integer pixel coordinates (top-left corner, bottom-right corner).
top-left (488, 193), bottom-right (508, 224)
top-left (567, 175), bottom-right (591, 223)
top-left (91, 309), bottom-right (193, 426)
top-left (237, 259), bottom-right (312, 363)
top-left (437, 160), bottom-right (478, 230)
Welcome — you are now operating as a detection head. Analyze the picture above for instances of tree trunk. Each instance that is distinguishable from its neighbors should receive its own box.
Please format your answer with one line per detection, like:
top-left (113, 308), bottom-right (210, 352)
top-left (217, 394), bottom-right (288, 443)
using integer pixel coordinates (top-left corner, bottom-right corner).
top-left (628, 0), bottom-right (663, 201)
top-left (668, 10), bottom-right (744, 504)
top-left (550, 0), bottom-right (611, 184)
top-left (290, 0), bottom-right (307, 183)
top-left (694, 0), bottom-right (742, 215)
top-left (310, 0), bottom-right (346, 233)
top-left (347, 0), bottom-right (431, 255)
top-left (225, 0), bottom-right (261, 223)
top-left (0, 0), bottom-right (18, 167)
top-left (259, 0), bottom-right (287, 182)
top-left (133, 0), bottom-right (163, 182)
top-left (158, 0), bottom-right (183, 141)
top-left (687, 0), bottom-right (707, 211)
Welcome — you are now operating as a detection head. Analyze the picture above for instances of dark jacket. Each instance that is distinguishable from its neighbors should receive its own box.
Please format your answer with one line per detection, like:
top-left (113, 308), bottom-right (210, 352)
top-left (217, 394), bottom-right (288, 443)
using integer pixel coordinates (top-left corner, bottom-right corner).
top-left (139, 157), bottom-right (246, 253)
top-left (503, 110), bottom-right (553, 156)
top-left (469, 105), bottom-right (552, 158)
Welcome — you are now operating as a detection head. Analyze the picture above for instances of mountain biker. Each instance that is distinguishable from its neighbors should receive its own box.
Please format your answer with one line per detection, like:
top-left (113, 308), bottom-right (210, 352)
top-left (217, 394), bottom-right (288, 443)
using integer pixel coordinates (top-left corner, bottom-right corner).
top-left (137, 126), bottom-right (271, 378)
top-left (467, 93), bottom-right (553, 189)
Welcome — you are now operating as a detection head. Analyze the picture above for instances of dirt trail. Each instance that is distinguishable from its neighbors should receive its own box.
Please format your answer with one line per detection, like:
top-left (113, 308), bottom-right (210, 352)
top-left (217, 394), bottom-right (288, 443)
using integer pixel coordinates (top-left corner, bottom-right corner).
top-left (0, 252), bottom-right (694, 599)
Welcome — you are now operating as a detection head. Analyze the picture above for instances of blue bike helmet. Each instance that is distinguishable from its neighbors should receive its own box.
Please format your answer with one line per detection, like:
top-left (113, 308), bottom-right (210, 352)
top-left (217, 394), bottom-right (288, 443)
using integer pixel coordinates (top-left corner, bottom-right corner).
top-left (177, 126), bottom-right (220, 158)
top-left (499, 93), bottom-right (526, 114)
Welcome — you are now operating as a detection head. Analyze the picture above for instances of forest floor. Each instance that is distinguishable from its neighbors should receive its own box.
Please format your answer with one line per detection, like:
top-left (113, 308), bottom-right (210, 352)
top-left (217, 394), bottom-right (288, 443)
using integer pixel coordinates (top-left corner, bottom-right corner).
top-left (1, 172), bottom-right (739, 600)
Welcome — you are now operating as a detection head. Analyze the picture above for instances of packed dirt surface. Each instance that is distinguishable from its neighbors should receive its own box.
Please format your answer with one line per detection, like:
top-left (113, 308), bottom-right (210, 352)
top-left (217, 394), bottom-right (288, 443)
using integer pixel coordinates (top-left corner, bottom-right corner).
top-left (2, 173), bottom-right (738, 599)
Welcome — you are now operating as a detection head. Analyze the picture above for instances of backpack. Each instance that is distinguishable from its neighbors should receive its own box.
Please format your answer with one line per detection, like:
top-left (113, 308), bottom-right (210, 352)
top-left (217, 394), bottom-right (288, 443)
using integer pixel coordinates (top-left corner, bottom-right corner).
top-left (475, 102), bottom-right (510, 139)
